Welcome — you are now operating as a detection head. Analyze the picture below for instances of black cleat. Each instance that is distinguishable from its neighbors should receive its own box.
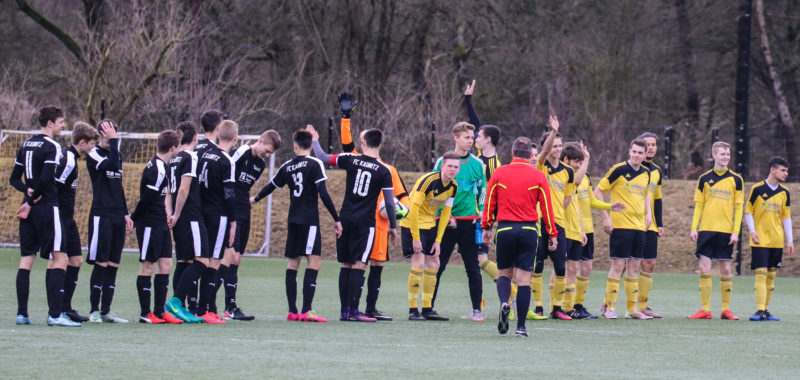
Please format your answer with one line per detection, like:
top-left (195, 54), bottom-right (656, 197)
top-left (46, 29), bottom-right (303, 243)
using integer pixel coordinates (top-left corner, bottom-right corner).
top-left (224, 307), bottom-right (255, 321)
top-left (366, 310), bottom-right (393, 321)
top-left (534, 306), bottom-right (544, 316)
top-left (515, 327), bottom-right (529, 337)
top-left (65, 309), bottom-right (90, 322)
top-left (422, 309), bottom-right (449, 321)
top-left (568, 309), bottom-right (587, 320)
top-left (408, 309), bottom-right (424, 321)
top-left (498, 303), bottom-right (510, 334)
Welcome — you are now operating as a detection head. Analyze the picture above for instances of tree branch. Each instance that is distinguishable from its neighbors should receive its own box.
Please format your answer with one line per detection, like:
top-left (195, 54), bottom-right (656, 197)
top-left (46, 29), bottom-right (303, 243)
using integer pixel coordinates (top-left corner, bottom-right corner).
top-left (15, 0), bottom-right (86, 65)
top-left (117, 35), bottom-right (183, 123)
top-left (85, 44), bottom-right (113, 125)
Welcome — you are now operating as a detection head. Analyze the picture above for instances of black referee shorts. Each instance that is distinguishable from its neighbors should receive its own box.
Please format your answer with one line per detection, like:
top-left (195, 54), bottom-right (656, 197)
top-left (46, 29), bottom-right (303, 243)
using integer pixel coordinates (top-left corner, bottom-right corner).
top-left (19, 203), bottom-right (64, 259)
top-left (400, 226), bottom-right (437, 258)
top-left (495, 221), bottom-right (539, 271)
top-left (695, 231), bottom-right (733, 261)
top-left (87, 214), bottom-right (125, 265)
top-left (750, 247), bottom-right (783, 270)
top-left (285, 223), bottom-right (322, 258)
top-left (172, 217), bottom-right (209, 261)
top-left (136, 224), bottom-right (172, 263)
top-left (232, 216), bottom-right (251, 254)
top-left (63, 218), bottom-right (83, 257)
top-left (336, 219), bottom-right (376, 264)
top-left (204, 214), bottom-right (232, 260)
top-left (643, 230), bottom-right (659, 259)
top-left (609, 228), bottom-right (646, 260)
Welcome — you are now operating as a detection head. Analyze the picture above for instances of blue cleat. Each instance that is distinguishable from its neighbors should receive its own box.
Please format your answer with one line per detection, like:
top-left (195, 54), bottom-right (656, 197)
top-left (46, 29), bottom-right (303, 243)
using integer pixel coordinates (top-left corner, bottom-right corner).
top-left (749, 310), bottom-right (767, 321)
top-left (15, 315), bottom-right (33, 325)
top-left (764, 310), bottom-right (780, 321)
top-left (48, 314), bottom-right (82, 327)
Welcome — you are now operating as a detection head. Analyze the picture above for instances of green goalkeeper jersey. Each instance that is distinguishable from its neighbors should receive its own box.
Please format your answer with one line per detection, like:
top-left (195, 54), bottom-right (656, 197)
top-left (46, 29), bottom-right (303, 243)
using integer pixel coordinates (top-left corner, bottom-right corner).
top-left (434, 153), bottom-right (486, 219)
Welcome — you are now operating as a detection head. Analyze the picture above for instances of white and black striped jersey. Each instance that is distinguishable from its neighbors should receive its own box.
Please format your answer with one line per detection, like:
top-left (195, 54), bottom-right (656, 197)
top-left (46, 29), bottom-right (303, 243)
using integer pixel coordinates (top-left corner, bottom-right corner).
top-left (257, 155), bottom-right (330, 226)
top-left (9, 133), bottom-right (62, 206)
top-left (86, 139), bottom-right (128, 216)
top-left (328, 153), bottom-right (393, 224)
top-left (198, 145), bottom-right (237, 219)
top-left (55, 145), bottom-right (79, 219)
top-left (231, 144), bottom-right (265, 216)
top-left (169, 150), bottom-right (202, 221)
top-left (195, 138), bottom-right (214, 155)
top-left (131, 156), bottom-right (169, 226)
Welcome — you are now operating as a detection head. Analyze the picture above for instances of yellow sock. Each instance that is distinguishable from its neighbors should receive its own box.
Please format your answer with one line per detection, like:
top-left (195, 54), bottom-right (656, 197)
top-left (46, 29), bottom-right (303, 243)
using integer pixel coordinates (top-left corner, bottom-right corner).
top-left (548, 284), bottom-right (554, 311)
top-left (509, 282), bottom-right (518, 304)
top-left (638, 271), bottom-right (653, 309)
top-left (479, 259), bottom-right (498, 281)
top-left (624, 276), bottom-right (639, 313)
top-left (754, 268), bottom-right (767, 311)
top-left (553, 276), bottom-right (566, 309)
top-left (700, 274), bottom-right (712, 312)
top-left (408, 268), bottom-right (422, 309)
top-left (421, 268), bottom-right (438, 308)
top-left (531, 274), bottom-right (543, 307)
top-left (575, 275), bottom-right (589, 306)
top-left (720, 275), bottom-right (733, 311)
top-left (562, 284), bottom-right (576, 312)
top-left (766, 268), bottom-right (777, 309)
top-left (605, 276), bottom-right (621, 310)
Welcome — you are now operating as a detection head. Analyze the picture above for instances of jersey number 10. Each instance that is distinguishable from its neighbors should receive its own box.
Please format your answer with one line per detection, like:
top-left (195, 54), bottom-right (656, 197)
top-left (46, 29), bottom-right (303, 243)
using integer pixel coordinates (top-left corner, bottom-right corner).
top-left (353, 169), bottom-right (372, 197)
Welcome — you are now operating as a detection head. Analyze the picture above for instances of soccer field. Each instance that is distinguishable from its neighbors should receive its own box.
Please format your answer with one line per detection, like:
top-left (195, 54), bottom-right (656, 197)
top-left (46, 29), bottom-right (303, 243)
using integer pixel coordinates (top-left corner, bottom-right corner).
top-left (1, 250), bottom-right (798, 379)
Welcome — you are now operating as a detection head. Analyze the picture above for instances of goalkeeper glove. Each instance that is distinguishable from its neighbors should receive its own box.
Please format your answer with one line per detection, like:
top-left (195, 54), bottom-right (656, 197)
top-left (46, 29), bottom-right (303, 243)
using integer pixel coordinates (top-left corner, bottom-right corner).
top-left (338, 92), bottom-right (359, 118)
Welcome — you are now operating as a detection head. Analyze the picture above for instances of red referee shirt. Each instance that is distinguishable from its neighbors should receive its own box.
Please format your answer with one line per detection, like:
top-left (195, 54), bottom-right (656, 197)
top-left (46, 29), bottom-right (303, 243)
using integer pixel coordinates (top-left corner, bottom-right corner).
top-left (481, 158), bottom-right (557, 238)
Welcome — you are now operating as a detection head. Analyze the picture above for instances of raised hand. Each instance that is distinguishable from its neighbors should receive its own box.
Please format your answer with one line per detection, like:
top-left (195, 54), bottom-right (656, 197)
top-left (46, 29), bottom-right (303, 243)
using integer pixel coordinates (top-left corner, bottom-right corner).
top-left (464, 79), bottom-right (476, 96)
top-left (580, 140), bottom-right (590, 160)
top-left (100, 120), bottom-right (118, 139)
top-left (338, 92), bottom-right (359, 118)
top-left (549, 115), bottom-right (560, 133)
top-left (305, 124), bottom-right (319, 141)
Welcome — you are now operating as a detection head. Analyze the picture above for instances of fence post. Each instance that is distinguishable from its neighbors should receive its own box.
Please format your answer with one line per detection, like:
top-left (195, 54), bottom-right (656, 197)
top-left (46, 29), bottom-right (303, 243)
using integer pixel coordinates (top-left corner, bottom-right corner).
top-left (327, 116), bottom-right (334, 154)
top-left (100, 99), bottom-right (106, 119)
top-left (430, 121), bottom-right (436, 170)
top-left (663, 125), bottom-right (673, 179)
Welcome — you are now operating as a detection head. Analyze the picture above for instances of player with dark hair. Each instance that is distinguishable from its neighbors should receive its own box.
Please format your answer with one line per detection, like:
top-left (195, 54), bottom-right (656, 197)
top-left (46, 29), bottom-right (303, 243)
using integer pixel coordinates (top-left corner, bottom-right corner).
top-left (198, 109), bottom-right (225, 153)
top-left (311, 126), bottom-right (396, 322)
top-left (484, 137), bottom-right (557, 337)
top-left (595, 138), bottom-right (653, 319)
top-left (132, 130), bottom-right (181, 324)
top-left (164, 121), bottom-right (206, 323)
top-left (745, 156), bottom-right (793, 321)
top-left (688, 141), bottom-right (743, 320)
top-left (558, 142), bottom-right (589, 318)
top-left (223, 129), bottom-right (280, 320)
top-left (10, 105), bottom-right (80, 326)
top-left (54, 121), bottom-right (99, 323)
top-left (254, 129), bottom-right (341, 322)
top-left (637, 132), bottom-right (664, 318)
top-left (85, 119), bottom-right (134, 323)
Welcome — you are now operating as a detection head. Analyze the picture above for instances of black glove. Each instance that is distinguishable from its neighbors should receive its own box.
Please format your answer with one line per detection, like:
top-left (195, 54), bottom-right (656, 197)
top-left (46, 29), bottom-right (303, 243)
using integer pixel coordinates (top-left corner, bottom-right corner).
top-left (338, 92), bottom-right (359, 118)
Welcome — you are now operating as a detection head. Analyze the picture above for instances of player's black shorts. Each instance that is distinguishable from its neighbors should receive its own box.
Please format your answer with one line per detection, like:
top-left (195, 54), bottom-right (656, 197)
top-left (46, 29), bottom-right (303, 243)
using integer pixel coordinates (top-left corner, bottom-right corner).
top-left (643, 230), bottom-right (659, 259)
top-left (285, 223), bottom-right (322, 258)
top-left (750, 247), bottom-right (783, 269)
top-left (495, 221), bottom-right (539, 271)
top-left (136, 224), bottom-right (172, 263)
top-left (63, 218), bottom-right (82, 257)
top-left (232, 216), bottom-right (251, 254)
top-left (695, 231), bottom-right (733, 261)
top-left (19, 204), bottom-right (64, 259)
top-left (581, 233), bottom-right (595, 261)
top-left (535, 224), bottom-right (566, 273)
top-left (173, 217), bottom-right (209, 261)
top-left (336, 219), bottom-right (376, 264)
top-left (204, 214), bottom-right (232, 259)
top-left (609, 228), bottom-right (646, 260)
top-left (87, 214), bottom-right (125, 264)
top-left (401, 226), bottom-right (437, 258)
top-left (566, 237), bottom-right (583, 261)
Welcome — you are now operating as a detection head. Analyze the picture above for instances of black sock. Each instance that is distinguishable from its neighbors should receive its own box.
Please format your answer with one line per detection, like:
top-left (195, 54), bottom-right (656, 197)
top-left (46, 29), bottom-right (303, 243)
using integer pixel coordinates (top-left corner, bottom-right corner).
top-left (173, 262), bottom-right (189, 296)
top-left (285, 269), bottom-right (298, 314)
top-left (47, 268), bottom-right (66, 318)
top-left (89, 265), bottom-right (103, 312)
top-left (338, 267), bottom-right (351, 313)
top-left (198, 266), bottom-right (217, 315)
top-left (101, 266), bottom-right (118, 314)
top-left (467, 267), bottom-right (483, 310)
top-left (16, 268), bottom-right (30, 317)
top-left (301, 269), bottom-right (318, 313)
top-left (210, 265), bottom-right (225, 314)
top-left (153, 274), bottom-right (169, 316)
top-left (188, 277), bottom-right (199, 309)
top-left (63, 265), bottom-right (80, 312)
top-left (136, 275), bottom-right (152, 316)
top-left (175, 261), bottom-right (204, 304)
top-left (45, 269), bottom-right (54, 318)
top-left (366, 265), bottom-right (383, 313)
top-left (516, 286), bottom-right (531, 329)
top-left (497, 276), bottom-right (512, 305)
top-left (224, 264), bottom-right (238, 311)
top-left (349, 269), bottom-right (366, 311)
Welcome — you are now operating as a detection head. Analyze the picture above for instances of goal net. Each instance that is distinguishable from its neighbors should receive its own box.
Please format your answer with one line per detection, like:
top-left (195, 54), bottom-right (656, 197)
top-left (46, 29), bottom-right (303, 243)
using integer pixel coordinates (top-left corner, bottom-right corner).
top-left (0, 129), bottom-right (276, 256)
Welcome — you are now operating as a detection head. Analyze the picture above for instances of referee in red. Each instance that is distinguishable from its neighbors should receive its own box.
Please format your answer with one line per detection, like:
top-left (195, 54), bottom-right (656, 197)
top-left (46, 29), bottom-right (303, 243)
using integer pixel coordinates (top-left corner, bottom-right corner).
top-left (482, 137), bottom-right (557, 337)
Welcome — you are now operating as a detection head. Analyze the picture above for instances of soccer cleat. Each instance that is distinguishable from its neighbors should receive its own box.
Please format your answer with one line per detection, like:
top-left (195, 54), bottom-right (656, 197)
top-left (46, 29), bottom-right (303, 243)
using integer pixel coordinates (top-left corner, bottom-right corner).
top-left (575, 305), bottom-right (598, 319)
top-left (88, 311), bottom-right (103, 323)
top-left (498, 303), bottom-right (510, 334)
top-left (749, 310), bottom-right (767, 321)
top-left (625, 311), bottom-right (653, 320)
top-left (65, 310), bottom-right (90, 322)
top-left (550, 309), bottom-right (572, 320)
top-left (139, 312), bottom-right (166, 324)
top-left (48, 314), bottom-right (82, 327)
top-left (720, 309), bottom-right (739, 320)
top-left (421, 309), bottom-right (449, 321)
top-left (408, 309), bottom-right (424, 321)
top-left (365, 310), bottom-right (393, 321)
top-left (165, 297), bottom-right (201, 323)
top-left (764, 310), bottom-right (780, 321)
top-left (287, 312), bottom-right (301, 321)
top-left (15, 315), bottom-right (33, 325)
top-left (461, 309), bottom-right (485, 322)
top-left (348, 310), bottom-right (377, 322)
top-left (224, 307), bottom-right (255, 321)
top-left (514, 327), bottom-right (529, 337)
top-left (101, 312), bottom-right (129, 323)
top-left (197, 312), bottom-right (225, 324)
top-left (686, 310), bottom-right (712, 319)
top-left (568, 309), bottom-right (587, 320)
top-left (641, 307), bottom-right (662, 318)
top-left (603, 308), bottom-right (618, 319)
top-left (300, 310), bottom-right (328, 322)
top-left (162, 311), bottom-right (184, 324)
top-left (526, 310), bottom-right (548, 320)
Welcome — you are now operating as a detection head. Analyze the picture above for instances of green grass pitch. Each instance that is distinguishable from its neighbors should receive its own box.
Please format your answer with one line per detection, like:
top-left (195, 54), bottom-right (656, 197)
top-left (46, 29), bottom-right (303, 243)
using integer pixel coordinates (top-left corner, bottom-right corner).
top-left (1, 249), bottom-right (798, 378)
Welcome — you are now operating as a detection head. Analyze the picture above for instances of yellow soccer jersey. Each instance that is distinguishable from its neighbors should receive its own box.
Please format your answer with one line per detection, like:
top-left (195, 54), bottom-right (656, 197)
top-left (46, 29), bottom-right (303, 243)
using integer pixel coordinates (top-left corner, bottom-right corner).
top-left (400, 171), bottom-right (457, 241)
top-left (693, 169), bottom-right (744, 234)
top-left (746, 181), bottom-right (791, 248)
top-left (642, 161), bottom-right (663, 233)
top-left (564, 186), bottom-right (582, 241)
top-left (597, 161), bottom-right (650, 231)
top-left (537, 160), bottom-right (575, 227)
top-left (576, 175), bottom-right (611, 235)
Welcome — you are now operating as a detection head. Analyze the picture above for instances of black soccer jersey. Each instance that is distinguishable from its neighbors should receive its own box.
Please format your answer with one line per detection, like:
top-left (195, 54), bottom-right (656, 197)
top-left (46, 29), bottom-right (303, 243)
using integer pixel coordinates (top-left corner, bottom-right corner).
top-left (10, 134), bottom-right (62, 206)
top-left (86, 139), bottom-right (128, 216)
top-left (328, 153), bottom-right (393, 224)
top-left (198, 145), bottom-right (236, 219)
top-left (169, 150), bottom-right (202, 221)
top-left (55, 145), bottom-right (79, 219)
top-left (131, 156), bottom-right (169, 227)
top-left (479, 154), bottom-right (501, 182)
top-left (231, 144), bottom-right (266, 216)
top-left (262, 155), bottom-right (329, 226)
top-left (196, 138), bottom-right (214, 155)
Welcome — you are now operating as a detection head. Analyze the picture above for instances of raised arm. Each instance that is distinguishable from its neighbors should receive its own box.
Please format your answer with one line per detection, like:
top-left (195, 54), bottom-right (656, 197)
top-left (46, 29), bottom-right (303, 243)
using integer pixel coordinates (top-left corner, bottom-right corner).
top-left (537, 115), bottom-right (560, 164)
top-left (338, 92), bottom-right (359, 153)
top-left (463, 79), bottom-right (481, 127)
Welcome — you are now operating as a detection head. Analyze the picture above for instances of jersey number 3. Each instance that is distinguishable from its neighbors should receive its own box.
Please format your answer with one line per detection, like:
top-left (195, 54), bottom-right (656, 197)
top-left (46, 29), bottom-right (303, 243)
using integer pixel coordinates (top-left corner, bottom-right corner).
top-left (291, 172), bottom-right (303, 197)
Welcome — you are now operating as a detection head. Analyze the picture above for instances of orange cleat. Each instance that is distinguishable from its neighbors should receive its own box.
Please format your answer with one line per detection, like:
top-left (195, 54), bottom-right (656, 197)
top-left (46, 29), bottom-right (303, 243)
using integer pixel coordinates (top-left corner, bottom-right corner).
top-left (301, 310), bottom-right (328, 323)
top-left (686, 310), bottom-right (712, 319)
top-left (162, 311), bottom-right (184, 324)
top-left (197, 312), bottom-right (226, 324)
top-left (139, 312), bottom-right (166, 324)
top-left (720, 309), bottom-right (739, 320)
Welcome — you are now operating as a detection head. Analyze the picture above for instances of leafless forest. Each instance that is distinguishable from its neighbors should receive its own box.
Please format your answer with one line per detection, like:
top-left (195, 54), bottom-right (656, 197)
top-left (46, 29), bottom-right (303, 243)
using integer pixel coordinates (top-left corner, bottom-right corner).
top-left (1, 0), bottom-right (799, 176)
